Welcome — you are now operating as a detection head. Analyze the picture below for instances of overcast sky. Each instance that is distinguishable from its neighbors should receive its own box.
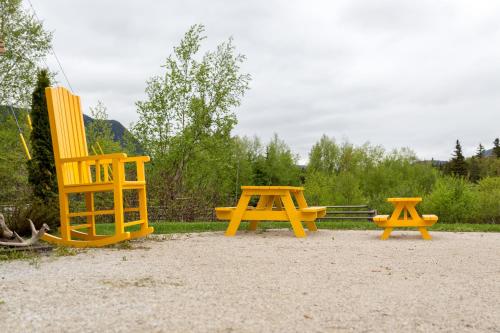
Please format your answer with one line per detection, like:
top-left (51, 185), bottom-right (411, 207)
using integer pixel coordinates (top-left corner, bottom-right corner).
top-left (31, 0), bottom-right (500, 162)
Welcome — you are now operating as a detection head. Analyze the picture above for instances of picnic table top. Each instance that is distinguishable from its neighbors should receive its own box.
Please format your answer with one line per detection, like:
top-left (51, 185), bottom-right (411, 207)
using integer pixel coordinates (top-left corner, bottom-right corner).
top-left (387, 197), bottom-right (422, 203)
top-left (240, 186), bottom-right (304, 191)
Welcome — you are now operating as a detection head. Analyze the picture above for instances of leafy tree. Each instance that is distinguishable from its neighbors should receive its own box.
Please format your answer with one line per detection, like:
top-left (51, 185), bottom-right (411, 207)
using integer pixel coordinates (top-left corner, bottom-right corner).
top-left (133, 24), bottom-right (250, 213)
top-left (421, 176), bottom-right (478, 224)
top-left (308, 135), bottom-right (340, 174)
top-left (0, 0), bottom-right (52, 107)
top-left (476, 143), bottom-right (485, 158)
top-left (27, 69), bottom-right (57, 202)
top-left (449, 140), bottom-right (468, 178)
top-left (255, 134), bottom-right (301, 186)
top-left (493, 138), bottom-right (500, 158)
top-left (85, 101), bottom-right (121, 154)
top-left (0, 106), bottom-right (31, 202)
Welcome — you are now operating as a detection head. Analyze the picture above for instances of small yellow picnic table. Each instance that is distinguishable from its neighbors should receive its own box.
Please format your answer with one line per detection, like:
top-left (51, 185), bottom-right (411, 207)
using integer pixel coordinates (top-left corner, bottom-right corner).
top-left (215, 186), bottom-right (326, 238)
top-left (373, 197), bottom-right (438, 240)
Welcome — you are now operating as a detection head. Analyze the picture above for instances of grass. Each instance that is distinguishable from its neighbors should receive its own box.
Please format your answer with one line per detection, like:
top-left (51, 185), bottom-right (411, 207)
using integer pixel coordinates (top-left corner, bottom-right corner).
top-left (95, 220), bottom-right (500, 235)
top-left (0, 249), bottom-right (40, 262)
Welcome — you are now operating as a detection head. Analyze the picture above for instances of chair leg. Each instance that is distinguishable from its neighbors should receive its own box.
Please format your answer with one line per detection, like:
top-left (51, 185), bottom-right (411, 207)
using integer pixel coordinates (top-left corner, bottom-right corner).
top-left (60, 193), bottom-right (71, 241)
top-left (305, 221), bottom-right (318, 232)
top-left (381, 227), bottom-right (393, 240)
top-left (85, 193), bottom-right (96, 237)
top-left (113, 186), bottom-right (125, 235)
top-left (419, 227), bottom-right (432, 240)
top-left (138, 187), bottom-right (149, 231)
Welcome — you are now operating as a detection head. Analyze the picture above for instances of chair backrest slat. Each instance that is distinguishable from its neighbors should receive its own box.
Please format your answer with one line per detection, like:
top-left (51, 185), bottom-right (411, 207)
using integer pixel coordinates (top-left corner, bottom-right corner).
top-left (45, 87), bottom-right (90, 186)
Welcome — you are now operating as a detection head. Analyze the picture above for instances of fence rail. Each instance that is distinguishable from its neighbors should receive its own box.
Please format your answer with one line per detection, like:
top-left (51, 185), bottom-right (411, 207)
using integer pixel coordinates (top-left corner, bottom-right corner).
top-left (318, 205), bottom-right (377, 221)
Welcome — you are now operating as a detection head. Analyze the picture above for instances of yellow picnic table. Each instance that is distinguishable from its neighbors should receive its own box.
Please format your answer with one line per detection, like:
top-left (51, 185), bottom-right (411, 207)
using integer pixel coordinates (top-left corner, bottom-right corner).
top-left (373, 197), bottom-right (438, 240)
top-left (215, 186), bottom-right (326, 238)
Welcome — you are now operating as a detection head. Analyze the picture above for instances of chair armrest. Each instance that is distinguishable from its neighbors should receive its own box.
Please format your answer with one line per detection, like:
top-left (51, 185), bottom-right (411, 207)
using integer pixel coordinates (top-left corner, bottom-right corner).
top-left (123, 156), bottom-right (150, 181)
top-left (124, 156), bottom-right (150, 163)
top-left (60, 153), bottom-right (127, 163)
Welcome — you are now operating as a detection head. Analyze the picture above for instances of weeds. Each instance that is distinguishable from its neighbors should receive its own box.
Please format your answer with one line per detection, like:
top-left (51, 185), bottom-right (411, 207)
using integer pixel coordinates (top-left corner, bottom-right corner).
top-left (0, 250), bottom-right (39, 262)
top-left (54, 246), bottom-right (78, 257)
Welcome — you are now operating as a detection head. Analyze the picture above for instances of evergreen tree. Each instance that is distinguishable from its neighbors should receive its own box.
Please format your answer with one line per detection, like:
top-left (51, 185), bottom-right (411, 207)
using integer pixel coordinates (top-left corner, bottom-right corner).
top-left (493, 138), bottom-right (500, 158)
top-left (27, 69), bottom-right (58, 202)
top-left (469, 157), bottom-right (481, 183)
top-left (449, 140), bottom-right (468, 177)
top-left (476, 143), bottom-right (485, 158)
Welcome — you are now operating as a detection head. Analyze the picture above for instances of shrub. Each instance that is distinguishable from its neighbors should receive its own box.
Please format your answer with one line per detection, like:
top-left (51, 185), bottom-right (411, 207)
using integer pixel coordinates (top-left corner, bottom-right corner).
top-left (421, 176), bottom-right (478, 223)
top-left (4, 197), bottom-right (59, 236)
top-left (475, 177), bottom-right (500, 224)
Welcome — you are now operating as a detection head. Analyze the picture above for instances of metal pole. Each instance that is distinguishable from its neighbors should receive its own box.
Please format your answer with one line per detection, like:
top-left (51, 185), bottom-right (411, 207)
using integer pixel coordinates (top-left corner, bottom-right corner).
top-left (9, 106), bottom-right (31, 160)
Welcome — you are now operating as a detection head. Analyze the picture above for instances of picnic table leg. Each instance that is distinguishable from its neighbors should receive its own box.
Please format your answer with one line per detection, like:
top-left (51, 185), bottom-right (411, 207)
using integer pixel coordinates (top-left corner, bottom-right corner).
top-left (418, 227), bottom-right (432, 240)
top-left (225, 195), bottom-right (251, 236)
top-left (249, 195), bottom-right (273, 231)
top-left (280, 193), bottom-right (306, 238)
top-left (293, 191), bottom-right (317, 232)
top-left (273, 196), bottom-right (283, 210)
top-left (381, 227), bottom-right (393, 240)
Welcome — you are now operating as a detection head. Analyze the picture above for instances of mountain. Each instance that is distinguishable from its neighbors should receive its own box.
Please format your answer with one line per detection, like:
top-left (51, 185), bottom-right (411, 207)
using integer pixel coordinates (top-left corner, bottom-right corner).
top-left (83, 114), bottom-right (143, 154)
top-left (484, 148), bottom-right (494, 157)
top-left (83, 114), bottom-right (127, 145)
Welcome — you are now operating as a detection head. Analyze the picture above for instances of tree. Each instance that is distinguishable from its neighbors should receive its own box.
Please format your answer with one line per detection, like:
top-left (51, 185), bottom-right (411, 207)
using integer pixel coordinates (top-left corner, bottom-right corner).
top-left (255, 134), bottom-right (300, 186)
top-left (469, 157), bottom-right (481, 183)
top-left (449, 140), bottom-right (468, 178)
top-left (85, 101), bottom-right (121, 154)
top-left (308, 135), bottom-right (340, 174)
top-left (27, 69), bottom-right (57, 202)
top-left (0, 0), bottom-right (52, 107)
top-left (476, 143), bottom-right (485, 158)
top-left (493, 138), bottom-right (500, 158)
top-left (133, 24), bottom-right (250, 159)
top-left (0, 106), bottom-right (31, 202)
top-left (133, 24), bottom-right (250, 212)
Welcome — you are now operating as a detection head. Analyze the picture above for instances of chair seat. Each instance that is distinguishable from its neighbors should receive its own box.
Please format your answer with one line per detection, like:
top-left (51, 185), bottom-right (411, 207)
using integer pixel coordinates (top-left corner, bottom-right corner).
top-left (300, 206), bottom-right (326, 213)
top-left (422, 214), bottom-right (438, 221)
top-left (373, 214), bottom-right (389, 222)
top-left (63, 180), bottom-right (146, 193)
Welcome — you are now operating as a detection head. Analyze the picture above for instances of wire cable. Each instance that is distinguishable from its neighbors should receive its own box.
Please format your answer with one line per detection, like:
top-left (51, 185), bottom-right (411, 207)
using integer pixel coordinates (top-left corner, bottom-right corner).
top-left (25, 0), bottom-right (75, 92)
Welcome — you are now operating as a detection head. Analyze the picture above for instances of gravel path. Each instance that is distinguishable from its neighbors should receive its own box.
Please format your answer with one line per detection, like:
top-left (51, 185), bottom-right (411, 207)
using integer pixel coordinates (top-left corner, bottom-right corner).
top-left (0, 229), bottom-right (499, 333)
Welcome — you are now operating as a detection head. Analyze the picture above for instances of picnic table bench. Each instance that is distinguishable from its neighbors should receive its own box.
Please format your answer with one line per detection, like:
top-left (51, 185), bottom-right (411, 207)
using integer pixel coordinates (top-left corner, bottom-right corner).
top-left (216, 186), bottom-right (326, 238)
top-left (373, 197), bottom-right (438, 240)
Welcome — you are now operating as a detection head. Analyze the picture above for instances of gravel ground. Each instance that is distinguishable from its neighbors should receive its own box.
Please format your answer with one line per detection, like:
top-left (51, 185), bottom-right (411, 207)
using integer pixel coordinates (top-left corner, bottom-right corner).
top-left (0, 229), bottom-right (499, 333)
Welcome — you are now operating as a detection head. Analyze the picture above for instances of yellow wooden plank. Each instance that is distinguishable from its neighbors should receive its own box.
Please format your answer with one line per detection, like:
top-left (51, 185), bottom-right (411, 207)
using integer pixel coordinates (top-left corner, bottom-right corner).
top-left (242, 210), bottom-right (289, 221)
top-left (241, 185), bottom-right (303, 191)
top-left (124, 220), bottom-right (144, 227)
top-left (280, 192), bottom-right (306, 238)
top-left (225, 194), bottom-right (251, 236)
top-left (69, 223), bottom-right (91, 230)
top-left (387, 197), bottom-right (422, 203)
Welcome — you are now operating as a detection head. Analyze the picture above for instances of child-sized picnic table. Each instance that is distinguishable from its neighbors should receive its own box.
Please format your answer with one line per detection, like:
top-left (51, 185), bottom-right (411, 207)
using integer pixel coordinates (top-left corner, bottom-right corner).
top-left (373, 197), bottom-right (438, 240)
top-left (215, 186), bottom-right (326, 238)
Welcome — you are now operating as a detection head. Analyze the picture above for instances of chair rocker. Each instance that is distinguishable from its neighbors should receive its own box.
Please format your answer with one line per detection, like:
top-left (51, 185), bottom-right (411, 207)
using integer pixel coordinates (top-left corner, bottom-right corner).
top-left (41, 87), bottom-right (154, 247)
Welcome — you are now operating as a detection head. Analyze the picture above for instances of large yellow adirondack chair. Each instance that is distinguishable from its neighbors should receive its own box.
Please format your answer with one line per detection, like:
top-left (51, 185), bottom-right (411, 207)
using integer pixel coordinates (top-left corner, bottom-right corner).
top-left (41, 87), bottom-right (153, 247)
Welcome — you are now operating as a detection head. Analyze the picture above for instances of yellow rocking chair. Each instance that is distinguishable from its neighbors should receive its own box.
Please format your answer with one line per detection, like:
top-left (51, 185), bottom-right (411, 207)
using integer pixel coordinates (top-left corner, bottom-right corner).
top-left (41, 87), bottom-right (154, 247)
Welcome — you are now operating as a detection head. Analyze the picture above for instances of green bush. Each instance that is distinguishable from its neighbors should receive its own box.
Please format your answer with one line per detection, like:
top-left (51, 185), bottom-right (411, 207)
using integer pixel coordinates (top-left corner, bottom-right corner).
top-left (421, 176), bottom-right (478, 223)
top-left (475, 177), bottom-right (500, 224)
